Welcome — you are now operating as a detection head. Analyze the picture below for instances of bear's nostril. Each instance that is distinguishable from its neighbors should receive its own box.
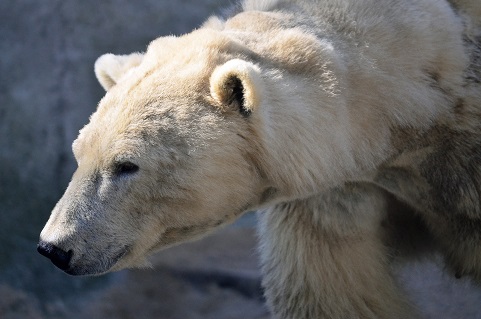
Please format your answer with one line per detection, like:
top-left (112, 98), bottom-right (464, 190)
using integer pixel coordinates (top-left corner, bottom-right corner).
top-left (37, 241), bottom-right (73, 271)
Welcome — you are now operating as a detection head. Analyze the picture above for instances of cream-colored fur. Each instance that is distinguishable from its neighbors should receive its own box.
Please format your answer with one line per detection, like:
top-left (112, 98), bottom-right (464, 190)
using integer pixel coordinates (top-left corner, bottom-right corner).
top-left (210, 59), bottom-right (265, 113)
top-left (39, 0), bottom-right (481, 318)
top-left (94, 53), bottom-right (144, 91)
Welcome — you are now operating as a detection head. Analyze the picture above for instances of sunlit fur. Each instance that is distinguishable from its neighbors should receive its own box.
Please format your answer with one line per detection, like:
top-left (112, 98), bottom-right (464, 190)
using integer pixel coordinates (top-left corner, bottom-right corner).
top-left (40, 0), bottom-right (480, 317)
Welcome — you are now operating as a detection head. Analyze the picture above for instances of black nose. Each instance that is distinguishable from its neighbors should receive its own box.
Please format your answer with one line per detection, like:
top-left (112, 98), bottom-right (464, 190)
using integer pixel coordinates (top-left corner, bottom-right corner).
top-left (37, 241), bottom-right (73, 271)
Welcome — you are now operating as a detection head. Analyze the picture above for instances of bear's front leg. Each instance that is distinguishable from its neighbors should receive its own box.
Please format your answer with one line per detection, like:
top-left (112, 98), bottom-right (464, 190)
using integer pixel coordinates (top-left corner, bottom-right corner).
top-left (257, 183), bottom-right (414, 319)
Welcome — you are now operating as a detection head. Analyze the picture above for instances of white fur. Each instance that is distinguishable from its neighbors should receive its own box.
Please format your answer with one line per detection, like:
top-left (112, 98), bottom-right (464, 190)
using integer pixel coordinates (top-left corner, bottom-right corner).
top-left (94, 53), bottom-right (144, 91)
top-left (210, 59), bottom-right (265, 112)
top-left (39, 0), bottom-right (481, 318)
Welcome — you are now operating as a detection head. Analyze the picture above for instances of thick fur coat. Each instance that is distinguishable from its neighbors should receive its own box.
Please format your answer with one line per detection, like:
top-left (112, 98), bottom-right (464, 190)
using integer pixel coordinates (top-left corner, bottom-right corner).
top-left (39, 0), bottom-right (481, 318)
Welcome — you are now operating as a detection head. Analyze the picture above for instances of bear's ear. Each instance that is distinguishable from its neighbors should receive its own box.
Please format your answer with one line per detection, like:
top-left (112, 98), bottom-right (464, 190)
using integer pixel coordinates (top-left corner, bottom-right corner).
top-left (210, 59), bottom-right (264, 117)
top-left (94, 53), bottom-right (144, 91)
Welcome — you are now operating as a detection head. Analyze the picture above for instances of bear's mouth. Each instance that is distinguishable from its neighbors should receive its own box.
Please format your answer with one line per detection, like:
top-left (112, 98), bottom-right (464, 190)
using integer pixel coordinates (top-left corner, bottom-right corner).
top-left (151, 208), bottom-right (252, 252)
top-left (157, 223), bottom-right (217, 249)
top-left (64, 245), bottom-right (130, 276)
top-left (150, 217), bottom-right (235, 252)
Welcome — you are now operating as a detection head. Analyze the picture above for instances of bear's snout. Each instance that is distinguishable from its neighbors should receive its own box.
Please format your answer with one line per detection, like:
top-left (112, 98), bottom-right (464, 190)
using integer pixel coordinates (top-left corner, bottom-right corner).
top-left (37, 241), bottom-right (73, 271)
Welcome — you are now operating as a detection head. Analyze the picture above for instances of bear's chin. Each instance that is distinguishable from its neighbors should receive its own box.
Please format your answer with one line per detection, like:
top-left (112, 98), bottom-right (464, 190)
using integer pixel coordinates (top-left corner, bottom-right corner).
top-left (63, 246), bottom-right (133, 276)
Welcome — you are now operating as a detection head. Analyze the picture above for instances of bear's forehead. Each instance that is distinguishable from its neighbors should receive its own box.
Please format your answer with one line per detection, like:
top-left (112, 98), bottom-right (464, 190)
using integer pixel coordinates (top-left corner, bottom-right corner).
top-left (74, 29), bottom-right (253, 164)
top-left (146, 29), bottom-right (236, 61)
top-left (90, 29), bottom-right (251, 131)
top-left (101, 31), bottom-right (245, 110)
top-left (76, 90), bottom-right (221, 164)
top-left (83, 94), bottom-right (201, 143)
top-left (144, 29), bottom-right (255, 74)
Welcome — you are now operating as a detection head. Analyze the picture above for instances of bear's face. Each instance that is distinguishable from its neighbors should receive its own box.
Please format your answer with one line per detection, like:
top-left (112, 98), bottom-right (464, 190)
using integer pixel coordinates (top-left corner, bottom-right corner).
top-left (39, 30), bottom-right (273, 275)
top-left (39, 26), bottom-right (368, 275)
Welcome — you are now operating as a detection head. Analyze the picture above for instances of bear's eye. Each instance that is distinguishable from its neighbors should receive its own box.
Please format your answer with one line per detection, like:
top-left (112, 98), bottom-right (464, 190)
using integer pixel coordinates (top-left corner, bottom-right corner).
top-left (113, 161), bottom-right (139, 176)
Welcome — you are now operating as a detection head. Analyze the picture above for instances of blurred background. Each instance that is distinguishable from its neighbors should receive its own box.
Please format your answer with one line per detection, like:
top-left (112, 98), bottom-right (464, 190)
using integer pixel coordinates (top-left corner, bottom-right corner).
top-left (1, 1), bottom-right (481, 318)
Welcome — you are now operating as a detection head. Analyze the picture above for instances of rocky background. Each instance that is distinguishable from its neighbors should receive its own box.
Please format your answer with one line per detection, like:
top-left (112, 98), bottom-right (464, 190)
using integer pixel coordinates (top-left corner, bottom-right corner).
top-left (1, 1), bottom-right (481, 318)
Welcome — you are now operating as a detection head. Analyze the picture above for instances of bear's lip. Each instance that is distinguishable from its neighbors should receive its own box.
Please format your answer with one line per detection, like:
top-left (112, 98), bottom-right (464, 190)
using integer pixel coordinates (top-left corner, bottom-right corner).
top-left (63, 245), bottom-right (130, 276)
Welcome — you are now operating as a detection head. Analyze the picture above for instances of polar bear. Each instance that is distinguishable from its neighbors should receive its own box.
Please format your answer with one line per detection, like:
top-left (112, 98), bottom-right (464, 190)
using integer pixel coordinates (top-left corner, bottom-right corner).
top-left (38, 0), bottom-right (481, 318)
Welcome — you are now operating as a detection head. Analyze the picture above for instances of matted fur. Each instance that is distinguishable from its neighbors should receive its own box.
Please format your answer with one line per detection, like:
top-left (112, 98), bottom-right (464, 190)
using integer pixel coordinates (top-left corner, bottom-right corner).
top-left (39, 0), bottom-right (481, 318)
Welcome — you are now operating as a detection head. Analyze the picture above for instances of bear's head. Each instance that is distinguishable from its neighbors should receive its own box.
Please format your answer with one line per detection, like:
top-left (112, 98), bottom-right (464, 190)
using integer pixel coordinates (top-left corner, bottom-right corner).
top-left (38, 27), bottom-right (367, 275)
